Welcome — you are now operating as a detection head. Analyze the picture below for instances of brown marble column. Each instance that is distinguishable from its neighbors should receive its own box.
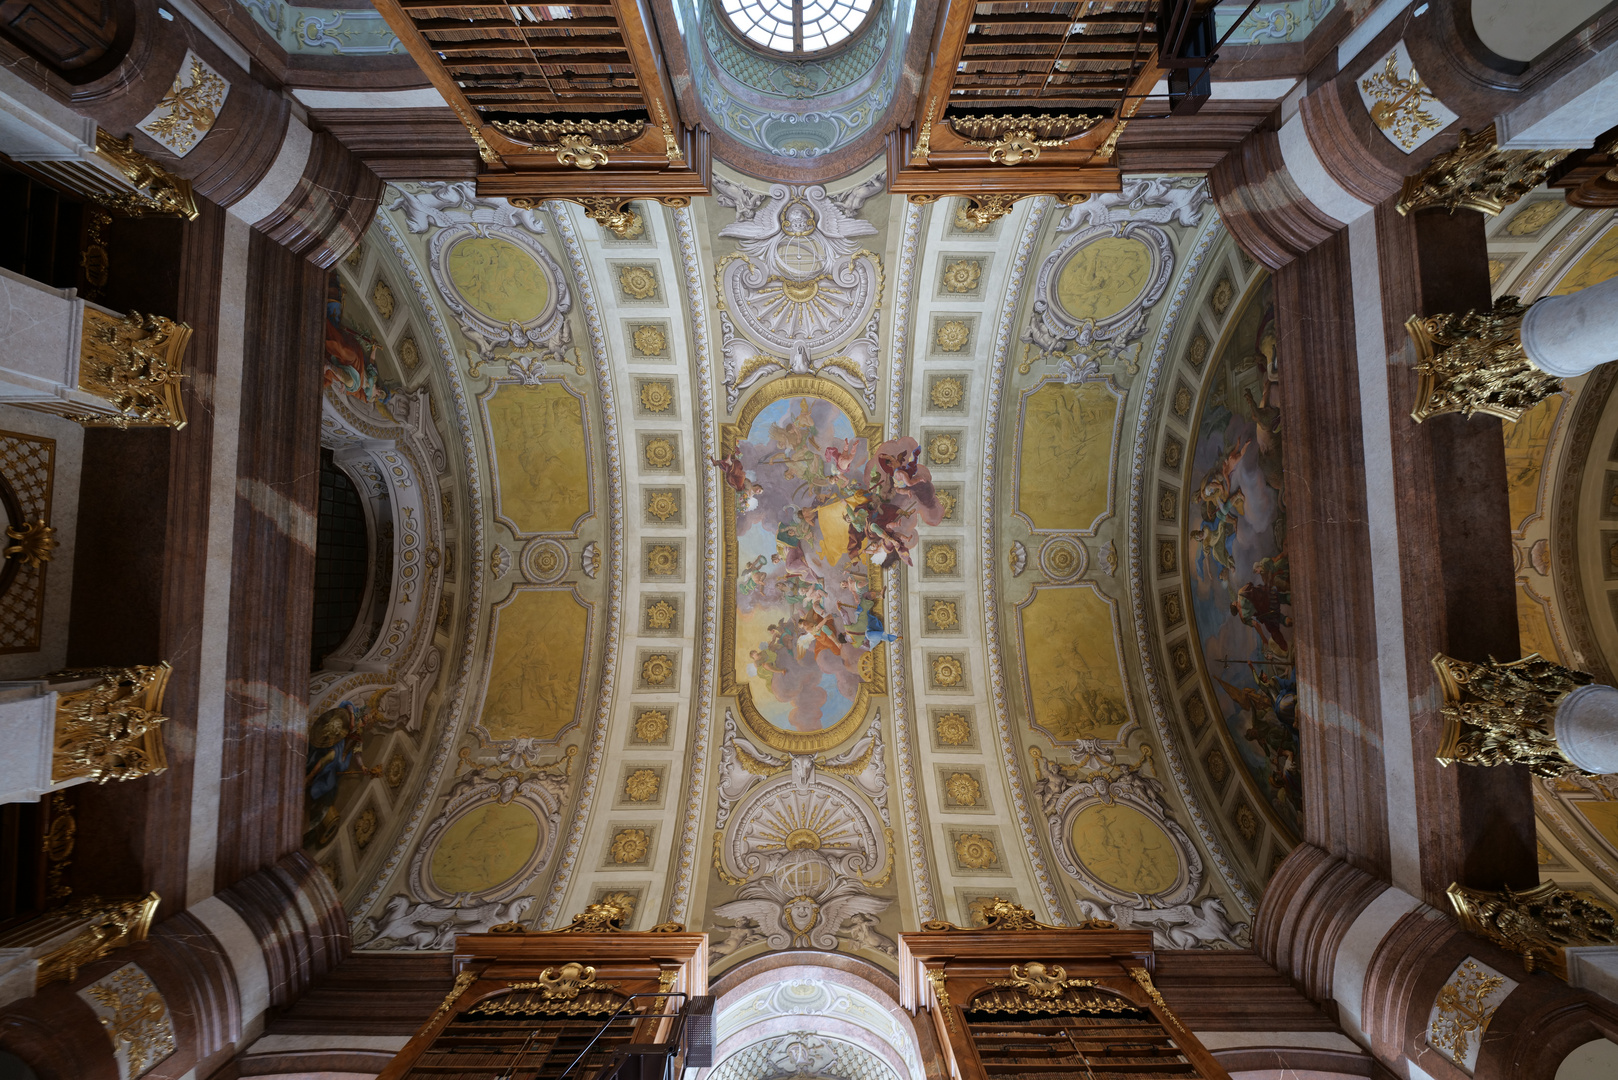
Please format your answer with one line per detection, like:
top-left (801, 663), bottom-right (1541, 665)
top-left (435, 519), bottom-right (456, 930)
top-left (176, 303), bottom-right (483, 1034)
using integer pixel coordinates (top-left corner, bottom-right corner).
top-left (0, 0), bottom-right (381, 265)
top-left (0, 852), bottom-right (347, 1080)
top-left (212, 230), bottom-right (324, 892)
top-left (1376, 204), bottom-right (1538, 898)
top-left (60, 196), bottom-right (228, 916)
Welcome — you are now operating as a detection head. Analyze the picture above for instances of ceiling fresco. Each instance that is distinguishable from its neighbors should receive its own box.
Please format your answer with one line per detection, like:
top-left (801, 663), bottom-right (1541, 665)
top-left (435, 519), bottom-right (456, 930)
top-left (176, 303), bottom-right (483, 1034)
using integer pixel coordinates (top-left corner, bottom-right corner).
top-left (300, 164), bottom-right (1288, 973)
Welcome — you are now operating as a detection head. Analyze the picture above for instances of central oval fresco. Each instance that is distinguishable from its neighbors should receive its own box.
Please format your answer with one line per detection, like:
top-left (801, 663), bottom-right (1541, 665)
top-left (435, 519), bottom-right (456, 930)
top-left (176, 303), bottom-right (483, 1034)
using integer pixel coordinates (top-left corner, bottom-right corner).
top-left (719, 379), bottom-right (942, 751)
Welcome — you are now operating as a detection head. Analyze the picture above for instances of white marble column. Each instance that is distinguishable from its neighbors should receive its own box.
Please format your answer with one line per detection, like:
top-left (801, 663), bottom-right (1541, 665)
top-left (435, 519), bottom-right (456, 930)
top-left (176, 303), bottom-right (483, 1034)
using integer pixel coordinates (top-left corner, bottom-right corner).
top-left (1522, 275), bottom-right (1618, 379)
top-left (1554, 683), bottom-right (1618, 774)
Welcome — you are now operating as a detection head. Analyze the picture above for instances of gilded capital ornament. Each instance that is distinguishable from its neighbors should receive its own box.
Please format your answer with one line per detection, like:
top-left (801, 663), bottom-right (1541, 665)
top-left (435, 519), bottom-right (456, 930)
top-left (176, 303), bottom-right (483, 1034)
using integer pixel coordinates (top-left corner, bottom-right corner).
top-left (1406, 297), bottom-right (1561, 423)
top-left (582, 198), bottom-right (645, 239)
top-left (1448, 880), bottom-right (1618, 980)
top-left (1398, 125), bottom-right (1570, 216)
top-left (73, 309), bottom-right (193, 429)
top-left (92, 131), bottom-right (199, 220)
top-left (1432, 652), bottom-right (1592, 778)
top-left (35, 892), bottom-right (160, 988)
top-left (50, 663), bottom-right (172, 784)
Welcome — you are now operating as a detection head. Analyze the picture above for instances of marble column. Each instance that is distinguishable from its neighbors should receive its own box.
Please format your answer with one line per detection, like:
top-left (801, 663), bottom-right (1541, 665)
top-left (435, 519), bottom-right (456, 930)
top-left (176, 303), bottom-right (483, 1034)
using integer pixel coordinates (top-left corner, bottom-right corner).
top-left (1258, 845), bottom-right (1618, 1078)
top-left (0, 0), bottom-right (380, 266)
top-left (1522, 275), bottom-right (1618, 379)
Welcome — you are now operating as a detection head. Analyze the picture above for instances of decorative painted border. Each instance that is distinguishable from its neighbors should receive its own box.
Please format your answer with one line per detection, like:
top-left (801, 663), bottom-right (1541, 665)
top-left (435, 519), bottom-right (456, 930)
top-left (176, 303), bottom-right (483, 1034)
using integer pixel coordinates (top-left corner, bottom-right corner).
top-left (977, 196), bottom-right (1069, 921)
top-left (536, 201), bottom-right (627, 928)
top-left (1126, 211), bottom-right (1258, 917)
top-left (668, 204), bottom-right (722, 926)
top-left (884, 198), bottom-right (935, 921)
top-left (354, 210), bottom-right (486, 921)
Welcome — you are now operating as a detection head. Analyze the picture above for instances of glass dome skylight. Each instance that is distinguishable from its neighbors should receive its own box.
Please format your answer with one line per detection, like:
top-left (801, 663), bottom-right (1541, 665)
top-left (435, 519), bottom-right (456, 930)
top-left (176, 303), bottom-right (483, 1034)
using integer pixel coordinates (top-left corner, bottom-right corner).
top-left (718, 0), bottom-right (875, 54)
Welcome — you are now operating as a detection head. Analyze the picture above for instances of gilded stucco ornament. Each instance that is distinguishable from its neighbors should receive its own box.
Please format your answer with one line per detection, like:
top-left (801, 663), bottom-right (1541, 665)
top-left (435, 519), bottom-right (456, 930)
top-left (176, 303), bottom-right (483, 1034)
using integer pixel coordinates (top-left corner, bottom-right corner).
top-left (1432, 652), bottom-right (1592, 777)
top-left (51, 664), bottom-right (172, 784)
top-left (1398, 124), bottom-right (1570, 216)
top-left (1448, 880), bottom-right (1618, 980)
top-left (69, 310), bottom-right (192, 429)
top-left (987, 962), bottom-right (1096, 999)
top-left (92, 131), bottom-right (198, 220)
top-left (4, 520), bottom-right (57, 567)
top-left (949, 113), bottom-right (1104, 166)
top-left (1406, 297), bottom-right (1561, 422)
top-left (36, 893), bottom-right (160, 988)
top-left (1357, 41), bottom-right (1457, 153)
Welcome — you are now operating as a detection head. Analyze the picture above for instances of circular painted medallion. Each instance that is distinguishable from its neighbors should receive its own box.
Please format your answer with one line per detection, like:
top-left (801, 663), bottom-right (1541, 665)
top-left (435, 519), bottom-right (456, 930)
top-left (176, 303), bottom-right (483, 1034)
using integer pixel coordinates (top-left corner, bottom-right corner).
top-left (1069, 802), bottom-right (1182, 896)
top-left (1054, 236), bottom-right (1154, 324)
top-left (429, 801), bottom-right (542, 895)
top-left (445, 236), bottom-right (551, 325)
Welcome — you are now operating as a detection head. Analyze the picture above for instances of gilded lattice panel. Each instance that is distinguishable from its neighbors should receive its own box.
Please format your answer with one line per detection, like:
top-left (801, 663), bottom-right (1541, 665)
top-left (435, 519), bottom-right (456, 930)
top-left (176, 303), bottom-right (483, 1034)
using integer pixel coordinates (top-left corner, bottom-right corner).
top-left (0, 430), bottom-right (54, 653)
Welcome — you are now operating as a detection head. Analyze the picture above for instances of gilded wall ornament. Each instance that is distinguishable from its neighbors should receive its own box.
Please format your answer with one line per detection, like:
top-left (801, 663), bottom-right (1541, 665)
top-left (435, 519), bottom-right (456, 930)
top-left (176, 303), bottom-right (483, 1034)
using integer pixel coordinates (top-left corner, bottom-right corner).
top-left (80, 964), bottom-right (176, 1077)
top-left (949, 113), bottom-right (1103, 166)
top-left (930, 376), bottom-right (965, 409)
top-left (372, 279), bottom-right (396, 321)
top-left (515, 961), bottom-right (620, 1000)
top-left (580, 198), bottom-right (645, 239)
top-left (1448, 880), bottom-right (1618, 979)
top-left (646, 600), bottom-right (677, 629)
top-left (1357, 42), bottom-right (1457, 153)
top-left (953, 832), bottom-right (999, 869)
top-left (1431, 652), bottom-right (1591, 777)
top-left (639, 381), bottom-right (674, 412)
top-left (38, 894), bottom-right (159, 988)
top-left (646, 545), bottom-right (679, 576)
top-left (635, 709), bottom-right (670, 742)
top-left (136, 51), bottom-right (229, 157)
top-left (1427, 958), bottom-right (1514, 1070)
top-left (1188, 333), bottom-right (1208, 367)
top-left (4, 520), bottom-right (56, 568)
top-left (935, 712), bottom-right (971, 746)
top-left (633, 324), bottom-right (668, 355)
top-left (1171, 386), bottom-right (1192, 417)
top-left (987, 962), bottom-right (1095, 999)
top-left (954, 195), bottom-right (1018, 229)
top-left (1008, 540), bottom-right (1026, 576)
top-left (641, 654), bottom-right (675, 685)
top-left (490, 546), bottom-right (512, 579)
top-left (644, 438), bottom-right (676, 468)
top-left (581, 541), bottom-right (600, 578)
top-left (927, 600), bottom-right (960, 630)
top-left (944, 772), bottom-right (981, 806)
top-left (1398, 125), bottom-right (1569, 216)
top-left (352, 806), bottom-right (378, 849)
top-left (619, 266), bottom-right (659, 300)
top-left (1506, 200), bottom-right (1565, 236)
top-left (645, 491), bottom-right (680, 522)
top-left (385, 752), bottom-right (407, 788)
top-left (941, 260), bottom-right (982, 294)
top-left (399, 335), bottom-right (420, 370)
top-left (611, 828), bottom-right (651, 864)
top-left (935, 320), bottom-right (971, 352)
top-left (924, 544), bottom-right (957, 575)
top-left (927, 433), bottom-right (959, 465)
top-left (938, 489), bottom-right (957, 519)
top-left (932, 655), bottom-right (964, 688)
top-left (93, 132), bottom-right (198, 220)
top-left (1210, 277), bottom-right (1233, 315)
top-left (75, 309), bottom-right (192, 429)
top-left (624, 768), bottom-right (661, 802)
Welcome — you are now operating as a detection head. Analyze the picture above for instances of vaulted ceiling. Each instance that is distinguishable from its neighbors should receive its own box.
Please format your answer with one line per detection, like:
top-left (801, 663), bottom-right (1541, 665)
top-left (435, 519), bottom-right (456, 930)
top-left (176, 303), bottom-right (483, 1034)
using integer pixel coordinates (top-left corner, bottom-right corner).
top-left (305, 162), bottom-right (1307, 973)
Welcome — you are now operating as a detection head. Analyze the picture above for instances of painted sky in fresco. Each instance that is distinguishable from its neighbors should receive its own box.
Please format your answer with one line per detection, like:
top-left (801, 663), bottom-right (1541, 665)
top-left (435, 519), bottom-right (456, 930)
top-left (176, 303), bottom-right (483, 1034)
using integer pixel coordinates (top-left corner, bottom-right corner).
top-left (724, 395), bottom-right (942, 732)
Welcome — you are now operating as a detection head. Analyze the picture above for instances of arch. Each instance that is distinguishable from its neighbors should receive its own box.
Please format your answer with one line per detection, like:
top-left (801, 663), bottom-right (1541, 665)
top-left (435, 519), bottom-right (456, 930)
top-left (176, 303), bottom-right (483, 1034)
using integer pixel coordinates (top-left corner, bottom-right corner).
top-left (1470, 0), bottom-right (1611, 64)
top-left (707, 953), bottom-right (933, 1080)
